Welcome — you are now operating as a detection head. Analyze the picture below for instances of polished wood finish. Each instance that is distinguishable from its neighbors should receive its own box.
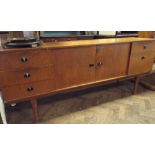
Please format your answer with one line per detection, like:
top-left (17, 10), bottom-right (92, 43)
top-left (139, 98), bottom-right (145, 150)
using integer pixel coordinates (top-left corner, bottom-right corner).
top-left (133, 76), bottom-right (141, 95)
top-left (138, 32), bottom-right (155, 92)
top-left (2, 80), bottom-right (55, 103)
top-left (0, 66), bottom-right (53, 87)
top-left (0, 37), bottom-right (155, 123)
top-left (0, 37), bottom-right (154, 53)
top-left (95, 43), bottom-right (130, 81)
top-left (0, 49), bottom-right (52, 71)
top-left (31, 99), bottom-right (39, 123)
top-left (52, 46), bottom-right (96, 89)
top-left (42, 38), bottom-right (154, 50)
top-left (128, 41), bottom-right (155, 75)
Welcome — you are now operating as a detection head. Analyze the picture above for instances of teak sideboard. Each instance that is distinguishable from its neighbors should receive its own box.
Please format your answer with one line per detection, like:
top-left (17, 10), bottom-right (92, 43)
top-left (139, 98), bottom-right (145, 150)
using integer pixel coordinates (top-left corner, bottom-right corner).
top-left (0, 37), bottom-right (155, 123)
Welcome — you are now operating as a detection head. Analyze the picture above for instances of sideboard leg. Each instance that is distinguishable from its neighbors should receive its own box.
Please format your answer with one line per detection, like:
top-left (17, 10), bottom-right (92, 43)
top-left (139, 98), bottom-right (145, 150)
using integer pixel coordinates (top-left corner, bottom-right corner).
top-left (31, 99), bottom-right (39, 123)
top-left (0, 92), bottom-right (7, 124)
top-left (133, 76), bottom-right (141, 95)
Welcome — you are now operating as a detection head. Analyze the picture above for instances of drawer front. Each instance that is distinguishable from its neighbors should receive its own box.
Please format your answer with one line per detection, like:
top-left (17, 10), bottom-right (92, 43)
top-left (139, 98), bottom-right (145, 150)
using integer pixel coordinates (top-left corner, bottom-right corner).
top-left (131, 41), bottom-right (155, 52)
top-left (128, 42), bottom-right (155, 75)
top-left (2, 80), bottom-right (55, 103)
top-left (0, 49), bottom-right (52, 71)
top-left (0, 66), bottom-right (54, 87)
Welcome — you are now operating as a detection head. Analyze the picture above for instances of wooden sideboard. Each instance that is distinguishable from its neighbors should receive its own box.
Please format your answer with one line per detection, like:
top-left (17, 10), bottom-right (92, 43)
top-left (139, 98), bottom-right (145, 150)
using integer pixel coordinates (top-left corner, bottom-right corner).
top-left (0, 37), bottom-right (155, 123)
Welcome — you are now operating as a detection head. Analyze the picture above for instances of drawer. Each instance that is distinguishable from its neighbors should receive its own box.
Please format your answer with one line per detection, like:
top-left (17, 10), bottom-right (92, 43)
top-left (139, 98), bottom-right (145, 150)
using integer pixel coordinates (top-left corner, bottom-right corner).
top-left (132, 41), bottom-right (155, 52)
top-left (0, 66), bottom-right (54, 87)
top-left (128, 42), bottom-right (155, 75)
top-left (2, 80), bottom-right (56, 103)
top-left (0, 49), bottom-right (52, 71)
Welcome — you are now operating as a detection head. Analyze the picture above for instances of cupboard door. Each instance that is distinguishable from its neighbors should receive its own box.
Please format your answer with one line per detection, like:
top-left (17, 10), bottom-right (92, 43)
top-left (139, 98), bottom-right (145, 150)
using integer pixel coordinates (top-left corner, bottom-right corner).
top-left (128, 41), bottom-right (155, 75)
top-left (52, 46), bottom-right (96, 89)
top-left (96, 43), bottom-right (130, 81)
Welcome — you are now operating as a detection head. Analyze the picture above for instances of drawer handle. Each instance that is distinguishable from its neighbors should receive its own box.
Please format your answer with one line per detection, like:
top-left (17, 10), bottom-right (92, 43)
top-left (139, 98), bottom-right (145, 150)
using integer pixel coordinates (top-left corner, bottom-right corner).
top-left (141, 56), bottom-right (145, 60)
top-left (89, 64), bottom-right (95, 67)
top-left (24, 72), bottom-right (31, 78)
top-left (27, 87), bottom-right (34, 92)
top-left (21, 57), bottom-right (28, 63)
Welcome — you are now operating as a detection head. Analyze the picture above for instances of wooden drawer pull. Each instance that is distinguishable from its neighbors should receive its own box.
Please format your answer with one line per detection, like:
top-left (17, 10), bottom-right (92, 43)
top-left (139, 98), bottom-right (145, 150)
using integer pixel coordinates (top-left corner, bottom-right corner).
top-left (89, 64), bottom-right (95, 67)
top-left (27, 87), bottom-right (34, 92)
top-left (141, 56), bottom-right (145, 60)
top-left (21, 57), bottom-right (28, 63)
top-left (24, 72), bottom-right (31, 78)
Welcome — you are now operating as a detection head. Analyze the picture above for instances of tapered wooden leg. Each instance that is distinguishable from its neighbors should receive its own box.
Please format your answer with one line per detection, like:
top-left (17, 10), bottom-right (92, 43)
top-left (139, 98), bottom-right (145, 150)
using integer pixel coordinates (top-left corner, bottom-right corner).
top-left (133, 76), bottom-right (141, 95)
top-left (31, 99), bottom-right (39, 123)
top-left (116, 80), bottom-right (121, 86)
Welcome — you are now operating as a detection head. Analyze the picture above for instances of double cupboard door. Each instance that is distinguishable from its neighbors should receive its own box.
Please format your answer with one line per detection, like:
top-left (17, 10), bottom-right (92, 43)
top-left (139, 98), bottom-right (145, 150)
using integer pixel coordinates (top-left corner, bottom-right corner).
top-left (51, 43), bottom-right (131, 90)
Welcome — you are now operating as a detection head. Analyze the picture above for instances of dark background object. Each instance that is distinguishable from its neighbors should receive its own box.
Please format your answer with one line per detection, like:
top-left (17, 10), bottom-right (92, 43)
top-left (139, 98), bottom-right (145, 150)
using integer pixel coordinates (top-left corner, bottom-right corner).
top-left (3, 38), bottom-right (40, 48)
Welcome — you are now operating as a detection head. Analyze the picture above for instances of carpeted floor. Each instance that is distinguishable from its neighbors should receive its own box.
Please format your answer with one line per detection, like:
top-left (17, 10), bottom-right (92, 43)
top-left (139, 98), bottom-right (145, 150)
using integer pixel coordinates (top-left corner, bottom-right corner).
top-left (141, 73), bottom-right (155, 90)
top-left (1, 79), bottom-right (155, 124)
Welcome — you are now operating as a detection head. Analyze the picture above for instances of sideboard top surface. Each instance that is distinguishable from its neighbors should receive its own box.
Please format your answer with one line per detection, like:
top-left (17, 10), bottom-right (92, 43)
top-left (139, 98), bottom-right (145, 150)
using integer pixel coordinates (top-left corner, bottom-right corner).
top-left (0, 37), bottom-right (154, 53)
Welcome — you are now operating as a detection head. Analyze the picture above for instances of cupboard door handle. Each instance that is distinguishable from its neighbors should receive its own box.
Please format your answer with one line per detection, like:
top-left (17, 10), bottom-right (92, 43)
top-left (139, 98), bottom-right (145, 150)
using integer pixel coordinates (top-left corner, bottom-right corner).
top-left (141, 56), bottom-right (145, 60)
top-left (24, 72), bottom-right (31, 78)
top-left (97, 62), bottom-right (103, 67)
top-left (21, 57), bottom-right (28, 63)
top-left (27, 87), bottom-right (34, 92)
top-left (89, 64), bottom-right (95, 67)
